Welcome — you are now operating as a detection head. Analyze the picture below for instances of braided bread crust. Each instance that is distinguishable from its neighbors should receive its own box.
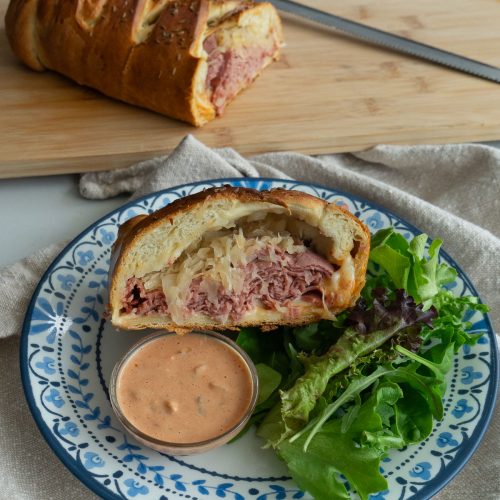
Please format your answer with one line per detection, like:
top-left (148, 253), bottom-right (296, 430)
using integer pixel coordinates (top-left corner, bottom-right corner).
top-left (5, 0), bottom-right (283, 125)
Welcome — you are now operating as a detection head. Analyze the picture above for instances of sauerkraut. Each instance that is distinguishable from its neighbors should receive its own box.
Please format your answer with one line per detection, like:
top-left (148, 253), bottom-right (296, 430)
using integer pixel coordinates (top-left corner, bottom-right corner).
top-left (123, 226), bottom-right (356, 323)
top-left (159, 228), bottom-right (306, 321)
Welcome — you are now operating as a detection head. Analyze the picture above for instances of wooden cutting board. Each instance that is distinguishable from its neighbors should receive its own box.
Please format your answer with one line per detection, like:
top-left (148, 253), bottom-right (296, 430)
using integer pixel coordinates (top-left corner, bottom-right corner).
top-left (1, 0), bottom-right (500, 179)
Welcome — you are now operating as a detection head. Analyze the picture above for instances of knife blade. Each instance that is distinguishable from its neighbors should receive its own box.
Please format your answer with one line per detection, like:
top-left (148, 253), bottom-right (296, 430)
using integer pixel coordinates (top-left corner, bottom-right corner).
top-left (268, 0), bottom-right (500, 84)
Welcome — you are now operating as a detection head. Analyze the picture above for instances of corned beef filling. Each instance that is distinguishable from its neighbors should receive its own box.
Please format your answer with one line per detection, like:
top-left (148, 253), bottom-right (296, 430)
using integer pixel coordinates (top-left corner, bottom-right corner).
top-left (120, 247), bottom-right (334, 321)
top-left (204, 34), bottom-right (273, 114)
top-left (185, 247), bottom-right (333, 321)
top-left (121, 277), bottom-right (168, 315)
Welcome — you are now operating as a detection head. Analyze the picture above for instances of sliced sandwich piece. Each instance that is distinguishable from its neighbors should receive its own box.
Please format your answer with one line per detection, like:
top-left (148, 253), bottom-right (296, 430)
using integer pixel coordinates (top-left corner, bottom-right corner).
top-left (5, 0), bottom-right (283, 126)
top-left (108, 187), bottom-right (370, 332)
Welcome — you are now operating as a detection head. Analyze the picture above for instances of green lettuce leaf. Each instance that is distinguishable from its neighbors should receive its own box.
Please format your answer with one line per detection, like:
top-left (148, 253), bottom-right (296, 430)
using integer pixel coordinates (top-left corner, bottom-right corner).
top-left (255, 364), bottom-right (282, 405)
top-left (368, 228), bottom-right (457, 307)
top-left (280, 290), bottom-right (436, 438)
top-left (278, 382), bottom-right (405, 500)
top-left (393, 385), bottom-right (433, 443)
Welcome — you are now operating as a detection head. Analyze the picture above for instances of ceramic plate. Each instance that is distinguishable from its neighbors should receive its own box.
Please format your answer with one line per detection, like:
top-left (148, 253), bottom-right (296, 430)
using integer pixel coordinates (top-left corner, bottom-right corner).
top-left (21, 178), bottom-right (498, 500)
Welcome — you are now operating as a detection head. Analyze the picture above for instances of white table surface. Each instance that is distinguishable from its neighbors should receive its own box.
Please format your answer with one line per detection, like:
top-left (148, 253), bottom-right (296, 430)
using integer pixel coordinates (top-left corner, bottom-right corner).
top-left (0, 174), bottom-right (128, 267)
top-left (1, 140), bottom-right (499, 269)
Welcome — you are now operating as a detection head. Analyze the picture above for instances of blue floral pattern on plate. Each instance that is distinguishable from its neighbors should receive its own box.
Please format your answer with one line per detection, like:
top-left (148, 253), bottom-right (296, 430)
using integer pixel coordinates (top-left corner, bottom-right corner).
top-left (21, 178), bottom-right (498, 500)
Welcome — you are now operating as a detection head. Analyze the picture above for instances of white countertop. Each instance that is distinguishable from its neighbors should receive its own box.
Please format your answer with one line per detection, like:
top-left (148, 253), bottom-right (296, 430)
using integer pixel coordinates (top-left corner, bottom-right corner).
top-left (1, 140), bottom-right (499, 268)
top-left (0, 175), bottom-right (128, 267)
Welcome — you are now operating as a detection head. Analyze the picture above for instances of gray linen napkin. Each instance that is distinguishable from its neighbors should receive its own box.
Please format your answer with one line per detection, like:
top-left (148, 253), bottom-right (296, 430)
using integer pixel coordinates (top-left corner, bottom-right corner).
top-left (0, 135), bottom-right (498, 499)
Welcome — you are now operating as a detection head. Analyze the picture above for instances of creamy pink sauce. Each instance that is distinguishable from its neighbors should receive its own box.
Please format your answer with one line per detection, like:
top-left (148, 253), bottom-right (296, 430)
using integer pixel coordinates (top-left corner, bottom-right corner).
top-left (116, 334), bottom-right (253, 443)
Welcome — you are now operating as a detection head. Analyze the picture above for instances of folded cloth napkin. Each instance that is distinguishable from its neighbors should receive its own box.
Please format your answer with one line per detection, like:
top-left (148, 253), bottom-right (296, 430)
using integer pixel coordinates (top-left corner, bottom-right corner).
top-left (0, 136), bottom-right (498, 500)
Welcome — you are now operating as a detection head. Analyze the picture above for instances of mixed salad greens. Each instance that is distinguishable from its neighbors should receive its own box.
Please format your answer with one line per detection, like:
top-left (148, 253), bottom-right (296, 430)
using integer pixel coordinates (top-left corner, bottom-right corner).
top-left (234, 228), bottom-right (488, 500)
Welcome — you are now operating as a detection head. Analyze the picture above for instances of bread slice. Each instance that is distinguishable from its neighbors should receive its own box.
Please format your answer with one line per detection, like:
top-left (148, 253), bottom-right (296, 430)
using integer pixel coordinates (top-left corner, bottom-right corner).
top-left (5, 0), bottom-right (283, 126)
top-left (109, 186), bottom-right (370, 332)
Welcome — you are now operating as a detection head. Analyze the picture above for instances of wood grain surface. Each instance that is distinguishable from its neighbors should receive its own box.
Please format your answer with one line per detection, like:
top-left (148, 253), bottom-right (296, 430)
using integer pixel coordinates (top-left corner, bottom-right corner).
top-left (1, 0), bottom-right (500, 178)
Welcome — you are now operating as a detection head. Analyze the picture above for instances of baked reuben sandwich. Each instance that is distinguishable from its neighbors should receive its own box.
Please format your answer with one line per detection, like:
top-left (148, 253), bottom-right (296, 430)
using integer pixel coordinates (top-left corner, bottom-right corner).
top-left (108, 187), bottom-right (370, 332)
top-left (5, 0), bottom-right (283, 126)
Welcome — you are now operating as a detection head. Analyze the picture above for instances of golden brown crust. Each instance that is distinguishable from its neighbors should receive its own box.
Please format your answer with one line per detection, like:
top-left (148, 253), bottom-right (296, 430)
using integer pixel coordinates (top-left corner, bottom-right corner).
top-left (108, 186), bottom-right (371, 332)
top-left (109, 214), bottom-right (149, 288)
top-left (128, 186), bottom-right (289, 234)
top-left (5, 0), bottom-right (283, 125)
top-left (116, 314), bottom-right (332, 334)
top-left (123, 1), bottom-right (211, 124)
top-left (5, 0), bottom-right (42, 70)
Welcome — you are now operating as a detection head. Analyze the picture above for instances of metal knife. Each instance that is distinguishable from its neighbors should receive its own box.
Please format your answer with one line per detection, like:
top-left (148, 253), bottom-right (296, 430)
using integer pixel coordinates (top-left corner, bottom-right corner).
top-left (268, 0), bottom-right (500, 84)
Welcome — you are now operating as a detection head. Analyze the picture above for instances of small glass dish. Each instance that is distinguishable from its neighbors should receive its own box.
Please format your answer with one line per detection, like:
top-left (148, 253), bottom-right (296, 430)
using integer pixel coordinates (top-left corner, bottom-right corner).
top-left (109, 330), bottom-right (258, 455)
